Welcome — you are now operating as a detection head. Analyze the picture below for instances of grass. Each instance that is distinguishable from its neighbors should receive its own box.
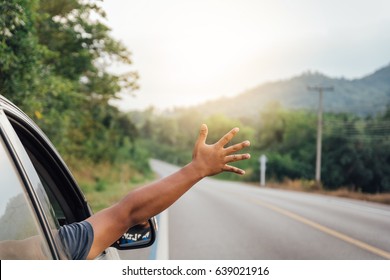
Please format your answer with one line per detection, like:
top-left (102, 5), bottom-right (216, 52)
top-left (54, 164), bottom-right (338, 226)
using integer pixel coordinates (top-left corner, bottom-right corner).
top-left (67, 160), bottom-right (155, 213)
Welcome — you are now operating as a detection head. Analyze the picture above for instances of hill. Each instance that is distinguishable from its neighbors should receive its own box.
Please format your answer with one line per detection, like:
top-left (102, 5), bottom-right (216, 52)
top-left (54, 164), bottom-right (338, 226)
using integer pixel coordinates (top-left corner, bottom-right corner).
top-left (191, 63), bottom-right (390, 118)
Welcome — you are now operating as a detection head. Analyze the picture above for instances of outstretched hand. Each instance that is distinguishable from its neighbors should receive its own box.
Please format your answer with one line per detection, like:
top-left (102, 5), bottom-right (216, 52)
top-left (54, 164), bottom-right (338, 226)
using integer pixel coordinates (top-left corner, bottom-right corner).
top-left (191, 124), bottom-right (251, 178)
top-left (85, 123), bottom-right (251, 260)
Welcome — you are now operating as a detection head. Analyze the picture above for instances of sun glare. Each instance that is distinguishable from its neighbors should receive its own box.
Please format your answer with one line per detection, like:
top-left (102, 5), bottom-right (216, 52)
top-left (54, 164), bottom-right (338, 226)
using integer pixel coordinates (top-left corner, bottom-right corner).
top-left (101, 0), bottom-right (390, 110)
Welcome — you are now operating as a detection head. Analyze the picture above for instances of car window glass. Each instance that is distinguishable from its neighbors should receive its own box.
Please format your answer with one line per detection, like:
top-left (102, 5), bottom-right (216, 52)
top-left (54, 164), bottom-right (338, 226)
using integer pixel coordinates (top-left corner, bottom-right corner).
top-left (8, 117), bottom-right (80, 225)
top-left (0, 137), bottom-right (52, 259)
top-left (26, 151), bottom-right (67, 225)
top-left (0, 113), bottom-right (61, 232)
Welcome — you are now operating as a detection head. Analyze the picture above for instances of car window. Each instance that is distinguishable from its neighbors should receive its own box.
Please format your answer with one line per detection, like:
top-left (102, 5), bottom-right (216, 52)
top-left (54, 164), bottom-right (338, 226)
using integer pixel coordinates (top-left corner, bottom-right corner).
top-left (24, 151), bottom-right (68, 226)
top-left (0, 137), bottom-right (52, 259)
top-left (8, 116), bottom-right (91, 225)
top-left (0, 110), bottom-right (70, 259)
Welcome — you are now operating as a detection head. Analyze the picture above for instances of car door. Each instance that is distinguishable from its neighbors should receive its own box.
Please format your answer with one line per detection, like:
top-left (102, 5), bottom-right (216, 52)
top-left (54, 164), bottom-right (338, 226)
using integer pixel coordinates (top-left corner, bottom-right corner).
top-left (0, 105), bottom-right (120, 259)
top-left (0, 109), bottom-right (61, 259)
top-left (0, 97), bottom-right (157, 259)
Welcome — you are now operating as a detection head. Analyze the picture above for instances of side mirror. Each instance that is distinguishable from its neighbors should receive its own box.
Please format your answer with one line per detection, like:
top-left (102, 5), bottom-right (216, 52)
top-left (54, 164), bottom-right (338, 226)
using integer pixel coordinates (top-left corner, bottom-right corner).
top-left (112, 217), bottom-right (158, 250)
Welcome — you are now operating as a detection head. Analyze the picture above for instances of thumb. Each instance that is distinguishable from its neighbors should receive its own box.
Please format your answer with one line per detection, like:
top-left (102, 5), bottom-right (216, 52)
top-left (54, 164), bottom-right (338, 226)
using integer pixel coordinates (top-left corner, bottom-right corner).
top-left (197, 124), bottom-right (208, 146)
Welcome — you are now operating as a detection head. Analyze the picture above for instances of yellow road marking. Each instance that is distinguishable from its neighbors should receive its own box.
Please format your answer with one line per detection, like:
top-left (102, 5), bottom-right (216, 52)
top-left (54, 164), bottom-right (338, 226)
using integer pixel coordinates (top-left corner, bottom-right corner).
top-left (221, 188), bottom-right (390, 259)
top-left (250, 198), bottom-right (390, 259)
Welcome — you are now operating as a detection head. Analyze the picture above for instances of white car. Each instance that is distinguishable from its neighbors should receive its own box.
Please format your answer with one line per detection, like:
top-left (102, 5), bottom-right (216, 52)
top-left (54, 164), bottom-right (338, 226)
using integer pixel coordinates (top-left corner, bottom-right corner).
top-left (0, 95), bottom-right (157, 260)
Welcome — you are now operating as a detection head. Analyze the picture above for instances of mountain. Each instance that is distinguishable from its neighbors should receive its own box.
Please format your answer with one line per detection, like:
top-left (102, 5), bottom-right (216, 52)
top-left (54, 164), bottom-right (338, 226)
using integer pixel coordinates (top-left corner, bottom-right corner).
top-left (191, 63), bottom-right (390, 118)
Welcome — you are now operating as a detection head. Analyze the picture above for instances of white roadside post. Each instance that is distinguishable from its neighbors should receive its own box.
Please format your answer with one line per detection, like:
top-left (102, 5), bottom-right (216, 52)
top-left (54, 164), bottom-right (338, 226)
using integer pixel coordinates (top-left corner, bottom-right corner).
top-left (259, 154), bottom-right (267, 186)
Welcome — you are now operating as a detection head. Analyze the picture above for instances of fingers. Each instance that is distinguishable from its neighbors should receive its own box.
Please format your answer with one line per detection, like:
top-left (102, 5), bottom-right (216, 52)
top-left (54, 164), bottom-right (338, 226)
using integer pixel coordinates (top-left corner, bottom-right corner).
top-left (225, 153), bottom-right (251, 163)
top-left (217, 127), bottom-right (239, 147)
top-left (220, 131), bottom-right (250, 175)
top-left (223, 164), bottom-right (246, 175)
top-left (225, 140), bottom-right (251, 154)
top-left (193, 124), bottom-right (250, 177)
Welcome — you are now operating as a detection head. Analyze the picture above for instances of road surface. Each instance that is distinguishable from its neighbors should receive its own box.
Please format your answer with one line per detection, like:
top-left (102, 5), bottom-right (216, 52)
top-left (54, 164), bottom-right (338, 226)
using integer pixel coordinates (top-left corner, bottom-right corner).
top-left (120, 159), bottom-right (390, 260)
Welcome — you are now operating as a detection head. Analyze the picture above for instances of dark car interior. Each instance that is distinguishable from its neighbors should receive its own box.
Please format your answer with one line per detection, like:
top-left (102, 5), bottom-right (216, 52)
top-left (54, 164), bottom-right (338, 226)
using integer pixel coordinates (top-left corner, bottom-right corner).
top-left (7, 114), bottom-right (91, 226)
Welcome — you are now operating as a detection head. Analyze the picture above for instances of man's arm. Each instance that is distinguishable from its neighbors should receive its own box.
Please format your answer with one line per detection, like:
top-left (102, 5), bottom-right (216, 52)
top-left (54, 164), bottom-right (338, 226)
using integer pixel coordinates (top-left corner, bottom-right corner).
top-left (86, 124), bottom-right (250, 259)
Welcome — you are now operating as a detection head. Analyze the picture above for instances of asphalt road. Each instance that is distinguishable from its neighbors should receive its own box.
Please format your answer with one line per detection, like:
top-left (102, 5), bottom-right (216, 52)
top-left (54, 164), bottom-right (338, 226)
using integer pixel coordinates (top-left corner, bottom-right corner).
top-left (120, 159), bottom-right (390, 260)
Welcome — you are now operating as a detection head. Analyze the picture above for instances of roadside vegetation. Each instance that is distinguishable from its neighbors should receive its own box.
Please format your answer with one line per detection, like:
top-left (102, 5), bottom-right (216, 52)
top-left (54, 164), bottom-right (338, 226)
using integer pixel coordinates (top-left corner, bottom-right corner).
top-left (68, 158), bottom-right (155, 212)
top-left (0, 0), bottom-right (152, 210)
top-left (132, 103), bottom-right (390, 195)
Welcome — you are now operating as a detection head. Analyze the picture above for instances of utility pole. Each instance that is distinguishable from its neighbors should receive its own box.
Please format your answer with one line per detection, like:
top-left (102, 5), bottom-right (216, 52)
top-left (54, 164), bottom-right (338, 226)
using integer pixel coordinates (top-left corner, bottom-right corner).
top-left (307, 85), bottom-right (333, 187)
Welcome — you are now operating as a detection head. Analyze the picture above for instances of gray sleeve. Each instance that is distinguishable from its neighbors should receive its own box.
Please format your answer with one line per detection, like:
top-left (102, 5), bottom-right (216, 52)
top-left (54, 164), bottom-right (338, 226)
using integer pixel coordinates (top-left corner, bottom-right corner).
top-left (58, 221), bottom-right (94, 260)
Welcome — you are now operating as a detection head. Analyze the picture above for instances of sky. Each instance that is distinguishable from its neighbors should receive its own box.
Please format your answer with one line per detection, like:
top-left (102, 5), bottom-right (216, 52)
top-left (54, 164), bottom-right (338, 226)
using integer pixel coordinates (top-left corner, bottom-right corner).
top-left (99, 0), bottom-right (390, 111)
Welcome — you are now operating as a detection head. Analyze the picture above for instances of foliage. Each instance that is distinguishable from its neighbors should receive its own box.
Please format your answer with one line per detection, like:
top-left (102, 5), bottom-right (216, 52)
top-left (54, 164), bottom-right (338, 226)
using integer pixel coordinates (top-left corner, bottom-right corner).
top-left (134, 103), bottom-right (390, 193)
top-left (0, 0), bottom-right (145, 172)
top-left (254, 104), bottom-right (390, 193)
top-left (71, 159), bottom-right (154, 212)
top-left (0, 0), bottom-right (42, 111)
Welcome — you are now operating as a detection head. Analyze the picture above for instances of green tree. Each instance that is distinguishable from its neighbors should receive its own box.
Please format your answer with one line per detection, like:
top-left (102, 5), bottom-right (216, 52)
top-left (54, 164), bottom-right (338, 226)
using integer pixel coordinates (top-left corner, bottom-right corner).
top-left (0, 0), bottom-right (42, 111)
top-left (1, 0), bottom-right (140, 165)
